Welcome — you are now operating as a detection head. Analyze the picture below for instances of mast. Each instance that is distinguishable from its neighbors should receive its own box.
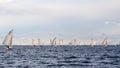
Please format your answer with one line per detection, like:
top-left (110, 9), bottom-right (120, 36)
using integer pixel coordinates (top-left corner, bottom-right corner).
top-left (3, 30), bottom-right (13, 50)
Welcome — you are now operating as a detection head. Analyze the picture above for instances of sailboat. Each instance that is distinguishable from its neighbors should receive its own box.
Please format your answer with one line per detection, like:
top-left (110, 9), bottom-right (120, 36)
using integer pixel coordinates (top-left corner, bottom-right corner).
top-left (102, 37), bottom-right (108, 46)
top-left (74, 39), bottom-right (78, 46)
top-left (32, 39), bottom-right (35, 46)
top-left (38, 38), bottom-right (41, 45)
top-left (69, 39), bottom-right (78, 46)
top-left (58, 40), bottom-right (60, 45)
top-left (50, 37), bottom-right (56, 46)
top-left (69, 40), bottom-right (73, 45)
top-left (3, 30), bottom-right (13, 50)
top-left (59, 39), bottom-right (64, 46)
top-left (61, 40), bottom-right (64, 45)
top-left (90, 39), bottom-right (96, 47)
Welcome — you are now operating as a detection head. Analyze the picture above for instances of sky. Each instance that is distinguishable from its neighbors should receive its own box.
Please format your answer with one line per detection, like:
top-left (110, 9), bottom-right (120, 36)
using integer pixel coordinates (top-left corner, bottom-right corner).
top-left (0, 0), bottom-right (120, 45)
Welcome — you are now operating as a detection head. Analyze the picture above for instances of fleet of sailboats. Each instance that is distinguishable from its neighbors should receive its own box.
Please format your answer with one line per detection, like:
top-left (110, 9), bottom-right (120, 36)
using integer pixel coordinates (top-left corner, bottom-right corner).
top-left (1, 29), bottom-right (119, 50)
top-left (2, 30), bottom-right (13, 50)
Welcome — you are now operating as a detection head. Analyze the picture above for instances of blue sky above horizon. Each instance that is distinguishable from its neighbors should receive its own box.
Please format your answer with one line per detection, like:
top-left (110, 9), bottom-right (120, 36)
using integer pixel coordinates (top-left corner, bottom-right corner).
top-left (0, 0), bottom-right (120, 44)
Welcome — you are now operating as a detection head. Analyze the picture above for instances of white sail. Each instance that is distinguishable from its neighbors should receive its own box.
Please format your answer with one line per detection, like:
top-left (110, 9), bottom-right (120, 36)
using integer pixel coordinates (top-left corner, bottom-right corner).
top-left (3, 30), bottom-right (13, 49)
top-left (38, 38), bottom-right (41, 45)
top-left (32, 39), bottom-right (35, 46)
top-left (59, 39), bottom-right (64, 46)
top-left (102, 37), bottom-right (108, 46)
top-left (69, 39), bottom-right (78, 46)
top-left (61, 40), bottom-right (64, 45)
top-left (69, 40), bottom-right (73, 45)
top-left (50, 37), bottom-right (56, 46)
top-left (90, 39), bottom-right (96, 47)
top-left (59, 39), bottom-right (61, 45)
top-left (74, 39), bottom-right (78, 46)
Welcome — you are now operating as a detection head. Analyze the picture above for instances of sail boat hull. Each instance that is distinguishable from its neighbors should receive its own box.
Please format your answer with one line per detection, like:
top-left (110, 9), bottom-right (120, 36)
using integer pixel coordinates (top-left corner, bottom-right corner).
top-left (6, 47), bottom-right (12, 50)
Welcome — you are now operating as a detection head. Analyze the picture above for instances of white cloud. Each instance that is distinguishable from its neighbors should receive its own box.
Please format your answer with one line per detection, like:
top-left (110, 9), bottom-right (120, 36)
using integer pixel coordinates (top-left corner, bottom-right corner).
top-left (105, 21), bottom-right (120, 26)
top-left (0, 0), bottom-right (119, 25)
top-left (0, 0), bottom-right (14, 3)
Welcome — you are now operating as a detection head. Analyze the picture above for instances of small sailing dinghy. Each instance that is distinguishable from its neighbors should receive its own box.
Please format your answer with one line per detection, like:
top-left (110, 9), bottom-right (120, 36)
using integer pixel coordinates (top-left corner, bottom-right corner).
top-left (38, 38), bottom-right (41, 46)
top-left (90, 39), bottom-right (96, 47)
top-left (32, 39), bottom-right (36, 46)
top-left (50, 37), bottom-right (56, 46)
top-left (59, 39), bottom-right (64, 46)
top-left (2, 30), bottom-right (13, 50)
top-left (74, 39), bottom-right (78, 46)
top-left (102, 37), bottom-right (108, 46)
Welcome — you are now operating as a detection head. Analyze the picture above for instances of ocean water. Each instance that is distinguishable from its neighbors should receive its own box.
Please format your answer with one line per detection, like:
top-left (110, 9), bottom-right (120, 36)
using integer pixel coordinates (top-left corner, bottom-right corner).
top-left (0, 45), bottom-right (120, 68)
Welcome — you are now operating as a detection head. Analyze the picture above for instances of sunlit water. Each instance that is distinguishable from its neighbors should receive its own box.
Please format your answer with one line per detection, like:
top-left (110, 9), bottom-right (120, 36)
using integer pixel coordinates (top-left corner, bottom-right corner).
top-left (0, 45), bottom-right (120, 68)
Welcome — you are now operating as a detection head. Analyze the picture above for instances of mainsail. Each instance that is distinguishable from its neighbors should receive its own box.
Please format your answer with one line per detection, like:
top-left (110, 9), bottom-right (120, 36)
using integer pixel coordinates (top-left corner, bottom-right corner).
top-left (102, 37), bottom-right (108, 46)
top-left (74, 39), bottom-right (78, 46)
top-left (3, 30), bottom-right (13, 50)
top-left (32, 39), bottom-right (35, 46)
top-left (59, 39), bottom-right (64, 45)
top-left (50, 37), bottom-right (56, 46)
top-left (69, 40), bottom-right (73, 45)
top-left (61, 40), bottom-right (64, 45)
top-left (38, 38), bottom-right (41, 45)
top-left (90, 39), bottom-right (96, 47)
top-left (69, 39), bottom-right (78, 46)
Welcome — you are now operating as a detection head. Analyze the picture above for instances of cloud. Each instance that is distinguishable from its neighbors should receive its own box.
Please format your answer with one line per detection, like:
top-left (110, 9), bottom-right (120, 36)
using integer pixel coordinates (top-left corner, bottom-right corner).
top-left (105, 21), bottom-right (120, 26)
top-left (0, 0), bottom-right (119, 28)
top-left (1, 1), bottom-right (120, 14)
top-left (0, 0), bottom-right (14, 3)
top-left (0, 0), bottom-right (119, 26)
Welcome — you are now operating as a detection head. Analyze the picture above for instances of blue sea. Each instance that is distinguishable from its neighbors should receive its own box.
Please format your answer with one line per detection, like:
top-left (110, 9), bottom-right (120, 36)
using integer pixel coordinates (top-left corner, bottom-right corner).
top-left (0, 45), bottom-right (120, 68)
